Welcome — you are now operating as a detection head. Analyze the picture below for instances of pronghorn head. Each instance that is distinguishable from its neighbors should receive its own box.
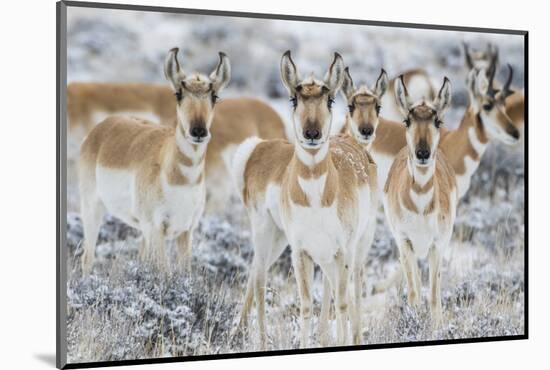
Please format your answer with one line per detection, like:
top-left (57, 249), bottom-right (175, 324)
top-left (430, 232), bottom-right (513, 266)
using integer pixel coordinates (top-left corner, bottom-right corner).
top-left (164, 48), bottom-right (230, 144)
top-left (395, 76), bottom-right (452, 167)
top-left (341, 67), bottom-right (388, 144)
top-left (280, 50), bottom-right (344, 149)
top-left (466, 64), bottom-right (519, 145)
top-left (463, 42), bottom-right (499, 78)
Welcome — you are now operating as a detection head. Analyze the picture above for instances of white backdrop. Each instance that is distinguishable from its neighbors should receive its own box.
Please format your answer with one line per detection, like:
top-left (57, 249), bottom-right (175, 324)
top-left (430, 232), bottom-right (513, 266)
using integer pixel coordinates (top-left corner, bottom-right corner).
top-left (0, 0), bottom-right (544, 369)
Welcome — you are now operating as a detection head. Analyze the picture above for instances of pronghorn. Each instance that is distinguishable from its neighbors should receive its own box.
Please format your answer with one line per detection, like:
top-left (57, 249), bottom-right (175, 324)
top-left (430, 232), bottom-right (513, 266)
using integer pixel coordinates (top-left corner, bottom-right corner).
top-left (349, 63), bottom-right (521, 295)
top-left (380, 42), bottom-right (525, 137)
top-left (231, 51), bottom-right (377, 348)
top-left (343, 62), bottom-right (520, 201)
top-left (78, 48), bottom-right (230, 274)
top-left (383, 75), bottom-right (457, 323)
top-left (67, 82), bottom-right (288, 213)
top-left (379, 69), bottom-right (435, 122)
top-left (463, 42), bottom-right (525, 133)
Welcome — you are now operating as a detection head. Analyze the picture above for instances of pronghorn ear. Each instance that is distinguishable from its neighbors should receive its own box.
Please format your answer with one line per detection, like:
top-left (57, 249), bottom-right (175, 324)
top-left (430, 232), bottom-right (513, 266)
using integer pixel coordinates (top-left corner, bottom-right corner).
top-left (280, 50), bottom-right (299, 95)
top-left (210, 52), bottom-right (231, 93)
top-left (466, 69), bottom-right (477, 97)
top-left (324, 52), bottom-right (345, 95)
top-left (374, 68), bottom-right (389, 98)
top-left (463, 41), bottom-right (474, 70)
top-left (394, 75), bottom-right (411, 116)
top-left (434, 77), bottom-right (452, 115)
top-left (475, 68), bottom-right (489, 96)
top-left (164, 48), bottom-right (186, 92)
top-left (341, 67), bottom-right (355, 100)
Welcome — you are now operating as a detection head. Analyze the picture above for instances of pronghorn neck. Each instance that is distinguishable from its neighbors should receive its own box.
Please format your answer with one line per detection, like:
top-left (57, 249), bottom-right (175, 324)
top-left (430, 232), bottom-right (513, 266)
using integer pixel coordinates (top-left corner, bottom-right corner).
top-left (405, 153), bottom-right (435, 214)
top-left (167, 124), bottom-right (207, 185)
top-left (407, 155), bottom-right (435, 188)
top-left (294, 140), bottom-right (331, 171)
top-left (454, 107), bottom-right (489, 176)
top-left (291, 141), bottom-right (333, 207)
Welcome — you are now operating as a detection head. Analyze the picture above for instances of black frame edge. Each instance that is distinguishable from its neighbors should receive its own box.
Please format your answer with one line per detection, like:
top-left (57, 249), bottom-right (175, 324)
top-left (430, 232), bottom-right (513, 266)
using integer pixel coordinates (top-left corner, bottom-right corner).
top-left (57, 1), bottom-right (68, 369)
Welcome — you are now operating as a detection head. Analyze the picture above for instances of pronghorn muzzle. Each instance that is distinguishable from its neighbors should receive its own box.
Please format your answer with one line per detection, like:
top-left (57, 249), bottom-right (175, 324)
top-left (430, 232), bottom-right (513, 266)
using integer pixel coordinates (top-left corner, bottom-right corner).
top-left (415, 140), bottom-right (431, 164)
top-left (303, 121), bottom-right (322, 143)
top-left (358, 123), bottom-right (374, 140)
top-left (189, 120), bottom-right (208, 142)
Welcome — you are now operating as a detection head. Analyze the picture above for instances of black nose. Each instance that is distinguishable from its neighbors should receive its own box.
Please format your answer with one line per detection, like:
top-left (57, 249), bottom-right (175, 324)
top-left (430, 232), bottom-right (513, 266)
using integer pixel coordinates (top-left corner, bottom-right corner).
top-left (191, 126), bottom-right (207, 138)
top-left (508, 127), bottom-right (520, 140)
top-left (304, 128), bottom-right (321, 140)
top-left (359, 125), bottom-right (374, 138)
top-left (416, 148), bottom-right (431, 161)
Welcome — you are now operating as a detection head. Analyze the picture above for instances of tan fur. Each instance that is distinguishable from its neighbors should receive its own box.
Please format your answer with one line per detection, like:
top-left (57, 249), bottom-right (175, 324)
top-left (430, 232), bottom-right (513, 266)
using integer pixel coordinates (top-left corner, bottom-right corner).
top-left (67, 82), bottom-right (175, 131)
top-left (242, 135), bottom-right (373, 209)
top-left (205, 97), bottom-right (287, 182)
top-left (370, 118), bottom-right (407, 156)
top-left (78, 114), bottom-right (207, 274)
top-left (67, 82), bottom-right (287, 212)
top-left (505, 91), bottom-right (525, 128)
top-left (388, 69), bottom-right (435, 101)
top-left (385, 148), bottom-right (456, 219)
top-left (439, 108), bottom-right (487, 176)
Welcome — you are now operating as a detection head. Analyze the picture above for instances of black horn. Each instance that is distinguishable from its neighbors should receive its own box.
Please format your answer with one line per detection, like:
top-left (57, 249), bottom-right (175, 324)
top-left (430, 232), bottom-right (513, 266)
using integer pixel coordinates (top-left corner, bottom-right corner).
top-left (486, 51), bottom-right (499, 98)
top-left (502, 64), bottom-right (515, 98)
top-left (463, 42), bottom-right (473, 70)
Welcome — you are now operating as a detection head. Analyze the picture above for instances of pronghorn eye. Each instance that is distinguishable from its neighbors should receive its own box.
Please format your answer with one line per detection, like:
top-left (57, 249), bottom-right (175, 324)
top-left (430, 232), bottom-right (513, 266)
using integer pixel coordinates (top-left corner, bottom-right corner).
top-left (348, 104), bottom-right (355, 114)
top-left (175, 89), bottom-right (183, 102)
top-left (327, 97), bottom-right (335, 110)
top-left (211, 93), bottom-right (219, 105)
top-left (375, 104), bottom-right (381, 115)
top-left (290, 96), bottom-right (297, 109)
top-left (482, 103), bottom-right (493, 111)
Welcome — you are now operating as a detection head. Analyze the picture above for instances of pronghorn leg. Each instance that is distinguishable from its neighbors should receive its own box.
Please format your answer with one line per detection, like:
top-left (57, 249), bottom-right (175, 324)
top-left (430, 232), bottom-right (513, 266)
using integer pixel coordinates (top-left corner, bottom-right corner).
top-left (252, 258), bottom-right (268, 350)
top-left (322, 251), bottom-right (350, 346)
top-left (80, 196), bottom-right (104, 275)
top-left (248, 213), bottom-right (287, 350)
top-left (139, 226), bottom-right (152, 263)
top-left (292, 249), bottom-right (314, 348)
top-left (319, 275), bottom-right (332, 346)
top-left (175, 231), bottom-right (192, 273)
top-left (351, 263), bottom-right (364, 345)
top-left (235, 274), bottom-right (254, 332)
top-left (399, 239), bottom-right (420, 307)
top-left (351, 224), bottom-right (376, 345)
top-left (150, 229), bottom-right (167, 270)
top-left (428, 245), bottom-right (443, 326)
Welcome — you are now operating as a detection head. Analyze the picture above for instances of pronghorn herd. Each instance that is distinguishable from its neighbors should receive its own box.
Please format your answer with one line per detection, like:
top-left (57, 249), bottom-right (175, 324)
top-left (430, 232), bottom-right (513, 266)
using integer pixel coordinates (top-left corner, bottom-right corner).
top-left (71, 42), bottom-right (524, 348)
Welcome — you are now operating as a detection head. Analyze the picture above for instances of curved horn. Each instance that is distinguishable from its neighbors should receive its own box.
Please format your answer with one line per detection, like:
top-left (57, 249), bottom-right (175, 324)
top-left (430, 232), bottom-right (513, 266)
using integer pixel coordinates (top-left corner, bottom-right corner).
top-left (486, 51), bottom-right (498, 97)
top-left (502, 64), bottom-right (514, 98)
top-left (463, 42), bottom-right (473, 70)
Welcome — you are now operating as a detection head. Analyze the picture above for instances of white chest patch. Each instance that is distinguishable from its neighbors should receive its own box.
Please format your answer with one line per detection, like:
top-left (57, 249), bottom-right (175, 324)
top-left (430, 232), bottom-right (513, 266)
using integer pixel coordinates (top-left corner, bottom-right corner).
top-left (284, 201), bottom-right (347, 265)
top-left (409, 188), bottom-right (434, 213)
top-left (467, 127), bottom-right (487, 156)
top-left (156, 173), bottom-right (205, 237)
top-left (456, 156), bottom-right (479, 198)
top-left (397, 209), bottom-right (439, 259)
top-left (178, 162), bottom-right (204, 184)
top-left (371, 152), bottom-right (396, 196)
top-left (297, 174), bottom-right (327, 207)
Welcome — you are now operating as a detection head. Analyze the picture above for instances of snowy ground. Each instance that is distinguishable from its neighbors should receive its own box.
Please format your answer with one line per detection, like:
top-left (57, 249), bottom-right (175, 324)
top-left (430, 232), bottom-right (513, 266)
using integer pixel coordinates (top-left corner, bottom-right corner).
top-left (64, 7), bottom-right (525, 364)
